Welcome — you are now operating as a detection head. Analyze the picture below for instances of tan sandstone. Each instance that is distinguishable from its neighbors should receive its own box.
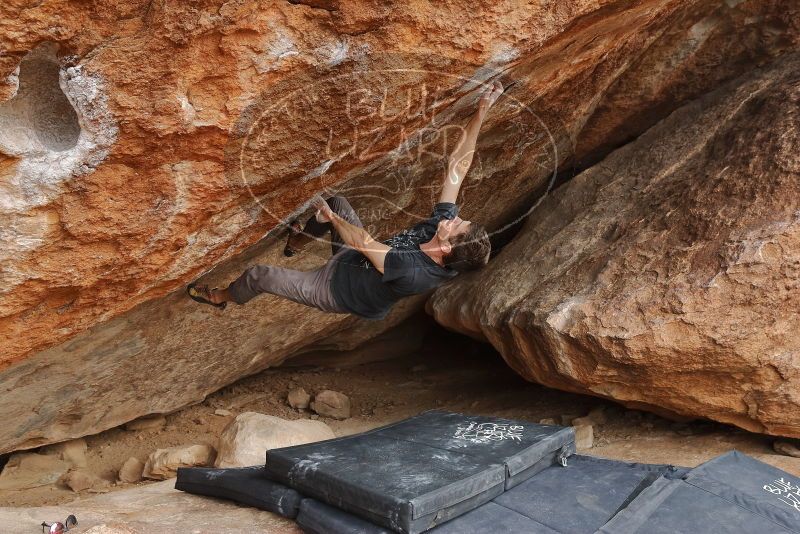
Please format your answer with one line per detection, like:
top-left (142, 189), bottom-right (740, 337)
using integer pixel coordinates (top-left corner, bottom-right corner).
top-left (142, 444), bottom-right (216, 480)
top-left (0, 479), bottom-right (300, 534)
top-left (124, 415), bottom-right (167, 432)
top-left (0, 453), bottom-right (71, 491)
top-left (216, 412), bottom-right (335, 468)
top-left (60, 469), bottom-right (111, 493)
top-left (117, 457), bottom-right (145, 484)
top-left (40, 438), bottom-right (88, 468)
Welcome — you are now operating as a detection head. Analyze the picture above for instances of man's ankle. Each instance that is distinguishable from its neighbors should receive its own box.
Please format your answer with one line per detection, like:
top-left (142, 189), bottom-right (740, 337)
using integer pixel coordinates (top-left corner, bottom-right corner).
top-left (211, 288), bottom-right (228, 304)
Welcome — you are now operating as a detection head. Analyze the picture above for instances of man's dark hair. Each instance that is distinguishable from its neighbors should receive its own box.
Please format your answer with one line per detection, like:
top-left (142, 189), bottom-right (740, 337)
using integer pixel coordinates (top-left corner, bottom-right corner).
top-left (443, 223), bottom-right (491, 272)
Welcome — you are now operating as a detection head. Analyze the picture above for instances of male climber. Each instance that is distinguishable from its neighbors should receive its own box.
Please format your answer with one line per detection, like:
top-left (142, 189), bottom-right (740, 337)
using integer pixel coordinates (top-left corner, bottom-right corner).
top-left (187, 80), bottom-right (503, 320)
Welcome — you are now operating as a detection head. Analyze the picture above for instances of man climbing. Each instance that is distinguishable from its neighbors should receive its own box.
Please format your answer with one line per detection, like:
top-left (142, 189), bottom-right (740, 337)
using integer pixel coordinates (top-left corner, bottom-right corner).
top-left (188, 80), bottom-right (503, 320)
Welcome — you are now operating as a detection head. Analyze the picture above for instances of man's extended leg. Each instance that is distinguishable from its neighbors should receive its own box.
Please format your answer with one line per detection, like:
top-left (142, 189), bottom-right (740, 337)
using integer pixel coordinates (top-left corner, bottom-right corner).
top-left (204, 195), bottom-right (363, 311)
top-left (208, 262), bottom-right (343, 312)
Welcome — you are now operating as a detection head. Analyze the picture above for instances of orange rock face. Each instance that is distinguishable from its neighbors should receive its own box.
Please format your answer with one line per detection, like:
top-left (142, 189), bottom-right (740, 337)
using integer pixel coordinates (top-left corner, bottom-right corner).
top-left (429, 53), bottom-right (800, 438)
top-left (0, 0), bottom-right (797, 452)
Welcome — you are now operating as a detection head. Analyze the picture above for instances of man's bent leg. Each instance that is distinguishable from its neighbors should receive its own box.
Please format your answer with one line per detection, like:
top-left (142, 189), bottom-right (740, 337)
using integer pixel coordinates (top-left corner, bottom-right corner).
top-left (284, 216), bottom-right (330, 258)
top-left (226, 263), bottom-right (343, 313)
top-left (301, 216), bottom-right (331, 239)
top-left (285, 196), bottom-right (365, 257)
top-left (326, 196), bottom-right (365, 255)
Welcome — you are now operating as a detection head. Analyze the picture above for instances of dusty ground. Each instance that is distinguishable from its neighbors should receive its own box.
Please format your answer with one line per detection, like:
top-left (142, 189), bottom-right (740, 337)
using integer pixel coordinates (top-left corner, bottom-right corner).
top-left (2, 322), bottom-right (799, 509)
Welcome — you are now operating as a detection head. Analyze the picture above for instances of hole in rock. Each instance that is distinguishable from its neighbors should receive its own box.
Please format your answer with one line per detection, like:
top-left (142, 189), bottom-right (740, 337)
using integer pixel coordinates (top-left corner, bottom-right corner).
top-left (0, 43), bottom-right (81, 154)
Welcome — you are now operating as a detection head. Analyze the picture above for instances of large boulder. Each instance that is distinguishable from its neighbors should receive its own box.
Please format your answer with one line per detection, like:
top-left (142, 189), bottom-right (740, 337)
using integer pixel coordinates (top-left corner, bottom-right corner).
top-left (0, 0), bottom-right (797, 453)
top-left (428, 53), bottom-right (800, 437)
top-left (216, 412), bottom-right (335, 468)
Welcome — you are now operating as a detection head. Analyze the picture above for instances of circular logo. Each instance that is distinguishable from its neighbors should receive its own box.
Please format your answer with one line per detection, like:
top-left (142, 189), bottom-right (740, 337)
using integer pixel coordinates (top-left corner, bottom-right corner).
top-left (225, 53), bottom-right (558, 261)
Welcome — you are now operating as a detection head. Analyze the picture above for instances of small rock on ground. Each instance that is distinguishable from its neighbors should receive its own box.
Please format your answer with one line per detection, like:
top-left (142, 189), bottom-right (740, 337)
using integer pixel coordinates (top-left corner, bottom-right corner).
top-left (310, 390), bottom-right (350, 420)
top-left (118, 457), bottom-right (145, 483)
top-left (287, 387), bottom-right (311, 410)
top-left (142, 444), bottom-right (215, 480)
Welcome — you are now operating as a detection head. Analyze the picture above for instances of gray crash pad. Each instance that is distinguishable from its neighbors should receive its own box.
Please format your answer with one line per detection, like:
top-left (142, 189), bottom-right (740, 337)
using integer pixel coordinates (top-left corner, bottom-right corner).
top-left (487, 454), bottom-right (676, 533)
top-left (373, 410), bottom-right (575, 489)
top-left (297, 497), bottom-right (561, 534)
top-left (265, 410), bottom-right (574, 533)
top-left (297, 498), bottom-right (395, 534)
top-left (174, 465), bottom-right (302, 518)
top-left (294, 454), bottom-right (677, 534)
top-left (599, 451), bottom-right (800, 533)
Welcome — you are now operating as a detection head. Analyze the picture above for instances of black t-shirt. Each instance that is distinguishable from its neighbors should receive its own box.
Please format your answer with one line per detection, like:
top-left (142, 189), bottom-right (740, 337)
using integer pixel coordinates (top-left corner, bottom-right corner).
top-left (330, 203), bottom-right (460, 320)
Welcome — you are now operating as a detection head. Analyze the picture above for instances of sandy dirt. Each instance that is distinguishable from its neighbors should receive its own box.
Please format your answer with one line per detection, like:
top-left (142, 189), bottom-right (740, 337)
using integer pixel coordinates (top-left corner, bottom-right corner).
top-left (2, 323), bottom-right (799, 509)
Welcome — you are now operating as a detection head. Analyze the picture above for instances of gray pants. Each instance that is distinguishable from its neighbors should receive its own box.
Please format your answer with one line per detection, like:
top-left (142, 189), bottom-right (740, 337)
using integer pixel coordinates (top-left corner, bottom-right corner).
top-left (227, 196), bottom-right (363, 312)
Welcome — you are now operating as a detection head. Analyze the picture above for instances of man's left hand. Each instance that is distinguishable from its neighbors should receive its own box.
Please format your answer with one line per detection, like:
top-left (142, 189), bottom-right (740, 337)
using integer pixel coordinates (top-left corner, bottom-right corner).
top-left (311, 195), bottom-right (333, 223)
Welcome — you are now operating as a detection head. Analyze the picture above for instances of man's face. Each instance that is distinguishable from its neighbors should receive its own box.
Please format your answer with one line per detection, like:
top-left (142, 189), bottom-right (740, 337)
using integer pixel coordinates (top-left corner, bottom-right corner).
top-left (437, 216), bottom-right (472, 244)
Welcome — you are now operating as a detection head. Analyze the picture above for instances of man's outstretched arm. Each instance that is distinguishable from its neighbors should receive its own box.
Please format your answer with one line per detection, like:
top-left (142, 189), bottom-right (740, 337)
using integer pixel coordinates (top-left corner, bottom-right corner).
top-left (313, 197), bottom-right (390, 274)
top-left (439, 80), bottom-right (503, 205)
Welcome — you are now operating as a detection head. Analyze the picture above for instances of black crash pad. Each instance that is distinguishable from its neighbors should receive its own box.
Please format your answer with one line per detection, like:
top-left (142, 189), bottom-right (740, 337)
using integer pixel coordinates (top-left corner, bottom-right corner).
top-left (174, 465), bottom-right (302, 518)
top-left (486, 454), bottom-right (676, 533)
top-left (265, 410), bottom-right (574, 533)
top-left (297, 497), bottom-right (561, 534)
top-left (372, 410), bottom-right (575, 489)
top-left (294, 454), bottom-right (677, 534)
top-left (297, 498), bottom-right (396, 534)
top-left (599, 451), bottom-right (800, 533)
